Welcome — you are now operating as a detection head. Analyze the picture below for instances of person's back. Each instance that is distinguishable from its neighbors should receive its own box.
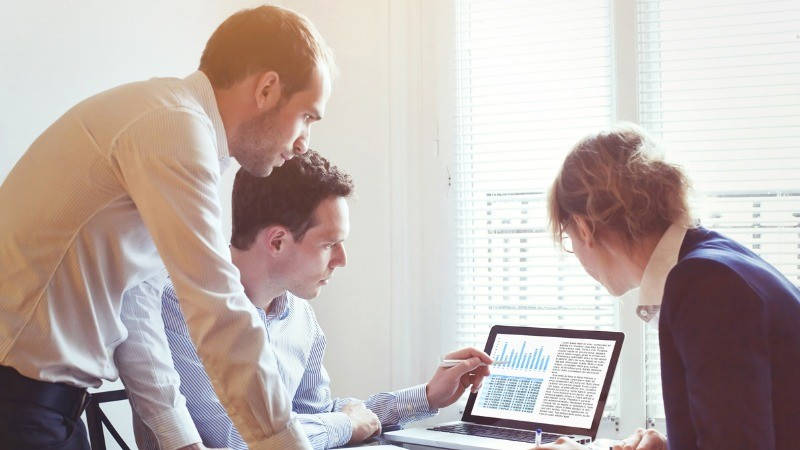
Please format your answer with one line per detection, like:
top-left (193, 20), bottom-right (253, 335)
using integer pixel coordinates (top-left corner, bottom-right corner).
top-left (0, 73), bottom-right (221, 384)
top-left (660, 227), bottom-right (800, 450)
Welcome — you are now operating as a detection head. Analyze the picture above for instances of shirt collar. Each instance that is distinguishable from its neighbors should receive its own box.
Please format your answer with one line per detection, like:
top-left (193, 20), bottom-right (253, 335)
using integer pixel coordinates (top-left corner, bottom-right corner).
top-left (184, 71), bottom-right (229, 161)
top-left (635, 222), bottom-right (689, 322)
top-left (262, 292), bottom-right (292, 322)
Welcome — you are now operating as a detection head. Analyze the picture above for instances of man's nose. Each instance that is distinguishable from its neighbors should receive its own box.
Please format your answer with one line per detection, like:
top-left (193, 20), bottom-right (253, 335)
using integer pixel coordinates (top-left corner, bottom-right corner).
top-left (293, 141), bottom-right (307, 155)
top-left (293, 128), bottom-right (312, 155)
top-left (333, 244), bottom-right (346, 268)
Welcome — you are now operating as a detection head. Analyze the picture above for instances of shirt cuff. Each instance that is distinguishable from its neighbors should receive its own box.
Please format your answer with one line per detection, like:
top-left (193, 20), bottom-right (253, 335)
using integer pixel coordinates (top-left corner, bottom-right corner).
top-left (396, 384), bottom-right (438, 424)
top-left (318, 411), bottom-right (354, 448)
top-left (146, 405), bottom-right (202, 450)
top-left (249, 418), bottom-right (314, 450)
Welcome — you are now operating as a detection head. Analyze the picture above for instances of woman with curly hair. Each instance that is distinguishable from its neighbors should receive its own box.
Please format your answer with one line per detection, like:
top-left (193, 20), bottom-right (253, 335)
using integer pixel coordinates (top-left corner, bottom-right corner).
top-left (536, 124), bottom-right (800, 450)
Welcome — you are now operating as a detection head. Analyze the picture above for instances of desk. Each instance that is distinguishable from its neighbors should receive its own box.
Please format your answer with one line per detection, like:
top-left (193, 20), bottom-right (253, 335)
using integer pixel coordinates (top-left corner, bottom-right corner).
top-left (345, 437), bottom-right (449, 449)
top-left (351, 435), bottom-right (617, 449)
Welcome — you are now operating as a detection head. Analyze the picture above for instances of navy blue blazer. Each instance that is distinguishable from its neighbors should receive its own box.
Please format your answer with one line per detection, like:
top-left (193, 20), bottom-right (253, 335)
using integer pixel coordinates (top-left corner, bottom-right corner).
top-left (659, 227), bottom-right (800, 449)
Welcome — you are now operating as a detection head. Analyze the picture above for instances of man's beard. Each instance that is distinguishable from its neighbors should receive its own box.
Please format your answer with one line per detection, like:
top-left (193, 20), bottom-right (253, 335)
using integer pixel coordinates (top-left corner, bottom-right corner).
top-left (230, 107), bottom-right (282, 177)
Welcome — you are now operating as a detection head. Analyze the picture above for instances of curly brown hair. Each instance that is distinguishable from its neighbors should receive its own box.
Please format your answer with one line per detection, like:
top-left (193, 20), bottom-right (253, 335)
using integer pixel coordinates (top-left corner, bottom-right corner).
top-left (548, 123), bottom-right (691, 248)
top-left (199, 5), bottom-right (336, 96)
top-left (231, 149), bottom-right (354, 250)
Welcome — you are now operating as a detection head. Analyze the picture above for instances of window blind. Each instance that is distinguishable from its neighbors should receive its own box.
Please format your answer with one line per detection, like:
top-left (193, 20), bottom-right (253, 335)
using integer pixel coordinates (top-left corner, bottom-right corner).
top-left (454, 0), bottom-right (619, 416)
top-left (637, 0), bottom-right (800, 421)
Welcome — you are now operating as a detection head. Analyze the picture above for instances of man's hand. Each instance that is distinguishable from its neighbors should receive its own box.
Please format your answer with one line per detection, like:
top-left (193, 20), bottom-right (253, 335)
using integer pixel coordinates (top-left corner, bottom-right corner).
top-left (530, 436), bottom-right (588, 449)
top-left (611, 428), bottom-right (667, 450)
top-left (341, 401), bottom-right (381, 444)
top-left (425, 347), bottom-right (492, 410)
top-left (177, 444), bottom-right (231, 450)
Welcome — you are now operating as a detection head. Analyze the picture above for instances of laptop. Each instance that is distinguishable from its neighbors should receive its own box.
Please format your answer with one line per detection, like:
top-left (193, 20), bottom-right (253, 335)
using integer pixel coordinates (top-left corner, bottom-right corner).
top-left (383, 325), bottom-right (624, 449)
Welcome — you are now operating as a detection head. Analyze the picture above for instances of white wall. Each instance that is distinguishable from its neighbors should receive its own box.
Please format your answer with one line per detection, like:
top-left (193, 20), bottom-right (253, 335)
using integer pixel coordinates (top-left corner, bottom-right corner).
top-left (270, 0), bottom-right (396, 397)
top-left (0, 0), bottom-right (248, 178)
top-left (0, 0), bottom-right (454, 446)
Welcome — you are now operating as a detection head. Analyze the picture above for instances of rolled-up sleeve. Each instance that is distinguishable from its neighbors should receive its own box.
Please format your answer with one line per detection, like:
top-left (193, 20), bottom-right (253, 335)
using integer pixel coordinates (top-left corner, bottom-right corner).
top-left (116, 273), bottom-right (202, 450)
top-left (112, 107), bottom-right (310, 449)
top-left (362, 384), bottom-right (437, 426)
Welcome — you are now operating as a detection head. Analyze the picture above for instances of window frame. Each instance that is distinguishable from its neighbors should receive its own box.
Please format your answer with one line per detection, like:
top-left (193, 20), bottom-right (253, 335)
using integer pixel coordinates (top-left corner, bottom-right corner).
top-left (414, 0), bottom-right (653, 438)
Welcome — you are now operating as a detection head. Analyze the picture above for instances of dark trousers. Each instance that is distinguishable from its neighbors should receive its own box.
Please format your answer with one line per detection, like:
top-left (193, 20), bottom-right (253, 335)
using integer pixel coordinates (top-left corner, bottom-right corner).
top-left (0, 366), bottom-right (90, 450)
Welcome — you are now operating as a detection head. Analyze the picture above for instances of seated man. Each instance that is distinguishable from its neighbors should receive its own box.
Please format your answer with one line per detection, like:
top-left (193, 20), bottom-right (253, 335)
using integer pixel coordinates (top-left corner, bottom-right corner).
top-left (132, 150), bottom-right (491, 449)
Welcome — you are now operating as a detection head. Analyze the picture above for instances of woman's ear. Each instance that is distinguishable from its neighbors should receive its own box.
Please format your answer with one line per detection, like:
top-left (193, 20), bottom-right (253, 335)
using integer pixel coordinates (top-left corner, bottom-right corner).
top-left (572, 216), bottom-right (595, 248)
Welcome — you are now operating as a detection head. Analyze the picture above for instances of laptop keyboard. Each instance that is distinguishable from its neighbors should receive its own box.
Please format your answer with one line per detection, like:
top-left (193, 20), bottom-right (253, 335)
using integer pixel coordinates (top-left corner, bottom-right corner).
top-left (429, 423), bottom-right (560, 444)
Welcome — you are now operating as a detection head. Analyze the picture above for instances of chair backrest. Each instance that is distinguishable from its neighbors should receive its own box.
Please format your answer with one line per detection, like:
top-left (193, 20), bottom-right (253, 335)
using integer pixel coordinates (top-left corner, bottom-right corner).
top-left (85, 389), bottom-right (131, 450)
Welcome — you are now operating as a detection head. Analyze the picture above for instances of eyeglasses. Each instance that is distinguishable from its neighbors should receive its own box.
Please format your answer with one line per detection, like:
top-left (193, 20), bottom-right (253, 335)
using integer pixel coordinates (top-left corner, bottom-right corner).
top-left (561, 234), bottom-right (574, 253)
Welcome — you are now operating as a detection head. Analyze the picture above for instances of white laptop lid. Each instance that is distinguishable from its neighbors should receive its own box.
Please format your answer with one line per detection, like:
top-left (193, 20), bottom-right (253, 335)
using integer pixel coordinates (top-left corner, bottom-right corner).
top-left (459, 325), bottom-right (624, 440)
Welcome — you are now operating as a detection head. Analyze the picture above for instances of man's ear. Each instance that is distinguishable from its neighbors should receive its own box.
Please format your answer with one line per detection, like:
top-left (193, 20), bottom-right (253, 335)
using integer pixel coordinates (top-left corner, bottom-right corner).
top-left (572, 216), bottom-right (595, 248)
top-left (259, 225), bottom-right (290, 254)
top-left (254, 70), bottom-right (283, 111)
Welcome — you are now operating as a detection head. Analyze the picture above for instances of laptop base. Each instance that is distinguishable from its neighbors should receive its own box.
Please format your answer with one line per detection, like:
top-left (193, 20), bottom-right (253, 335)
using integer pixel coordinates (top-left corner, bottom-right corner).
top-left (383, 421), bottom-right (590, 450)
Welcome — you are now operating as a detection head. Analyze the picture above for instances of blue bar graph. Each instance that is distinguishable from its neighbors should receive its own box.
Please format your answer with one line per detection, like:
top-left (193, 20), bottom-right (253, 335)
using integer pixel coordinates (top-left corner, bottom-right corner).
top-left (492, 339), bottom-right (550, 372)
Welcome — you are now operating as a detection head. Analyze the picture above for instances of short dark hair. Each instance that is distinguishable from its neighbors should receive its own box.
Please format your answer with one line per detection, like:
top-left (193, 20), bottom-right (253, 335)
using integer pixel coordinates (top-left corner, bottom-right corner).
top-left (231, 150), bottom-right (354, 250)
top-left (199, 5), bottom-right (336, 95)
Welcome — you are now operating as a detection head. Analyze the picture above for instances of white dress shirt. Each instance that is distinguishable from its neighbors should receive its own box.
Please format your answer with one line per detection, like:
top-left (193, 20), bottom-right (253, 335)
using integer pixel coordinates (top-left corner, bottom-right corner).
top-left (636, 222), bottom-right (689, 323)
top-left (134, 285), bottom-right (436, 449)
top-left (0, 72), bottom-right (310, 449)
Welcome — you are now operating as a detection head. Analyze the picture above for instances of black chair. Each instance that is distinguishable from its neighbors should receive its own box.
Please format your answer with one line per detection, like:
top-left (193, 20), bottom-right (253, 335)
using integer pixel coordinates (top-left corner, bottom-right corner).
top-left (85, 389), bottom-right (131, 450)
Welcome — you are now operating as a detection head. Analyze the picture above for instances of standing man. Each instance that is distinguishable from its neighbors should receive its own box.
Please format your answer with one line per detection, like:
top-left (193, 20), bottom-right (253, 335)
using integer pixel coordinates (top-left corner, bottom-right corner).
top-left (0, 5), bottom-right (332, 450)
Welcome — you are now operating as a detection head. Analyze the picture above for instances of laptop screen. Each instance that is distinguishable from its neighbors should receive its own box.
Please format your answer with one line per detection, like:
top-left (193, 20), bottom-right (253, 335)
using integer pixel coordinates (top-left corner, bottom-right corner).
top-left (462, 326), bottom-right (624, 439)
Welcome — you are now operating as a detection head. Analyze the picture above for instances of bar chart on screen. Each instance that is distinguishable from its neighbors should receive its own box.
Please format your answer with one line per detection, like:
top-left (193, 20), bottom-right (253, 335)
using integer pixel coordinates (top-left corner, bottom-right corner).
top-left (474, 335), bottom-right (558, 414)
top-left (492, 337), bottom-right (551, 372)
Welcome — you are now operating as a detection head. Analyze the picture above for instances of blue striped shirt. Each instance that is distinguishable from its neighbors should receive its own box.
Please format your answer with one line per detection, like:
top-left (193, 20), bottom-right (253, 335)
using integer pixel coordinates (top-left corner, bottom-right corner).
top-left (134, 282), bottom-right (435, 449)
